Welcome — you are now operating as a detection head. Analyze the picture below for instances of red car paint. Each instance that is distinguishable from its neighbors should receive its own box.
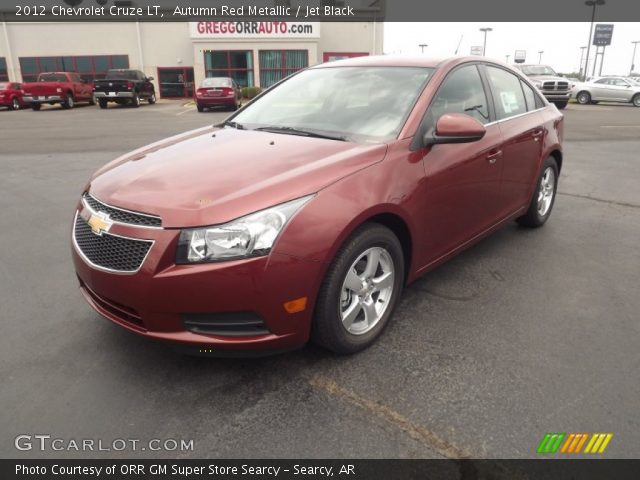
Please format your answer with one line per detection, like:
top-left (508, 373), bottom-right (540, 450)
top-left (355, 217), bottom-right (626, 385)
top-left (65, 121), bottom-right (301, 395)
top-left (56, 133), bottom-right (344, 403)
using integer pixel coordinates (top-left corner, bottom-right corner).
top-left (72, 56), bottom-right (563, 354)
top-left (0, 82), bottom-right (26, 110)
top-left (195, 77), bottom-right (241, 111)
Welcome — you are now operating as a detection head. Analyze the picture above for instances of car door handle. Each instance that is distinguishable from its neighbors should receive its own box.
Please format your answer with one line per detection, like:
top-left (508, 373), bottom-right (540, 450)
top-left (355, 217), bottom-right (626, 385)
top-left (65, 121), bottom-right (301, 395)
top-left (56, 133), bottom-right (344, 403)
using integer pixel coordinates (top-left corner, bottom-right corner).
top-left (487, 150), bottom-right (502, 164)
top-left (531, 129), bottom-right (544, 141)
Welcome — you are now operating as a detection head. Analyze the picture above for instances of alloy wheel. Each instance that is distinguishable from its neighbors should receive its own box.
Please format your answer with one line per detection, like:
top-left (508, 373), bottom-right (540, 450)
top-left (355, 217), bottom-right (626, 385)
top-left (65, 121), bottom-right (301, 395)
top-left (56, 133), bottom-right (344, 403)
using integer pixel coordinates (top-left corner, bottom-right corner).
top-left (537, 167), bottom-right (556, 216)
top-left (340, 247), bottom-right (395, 335)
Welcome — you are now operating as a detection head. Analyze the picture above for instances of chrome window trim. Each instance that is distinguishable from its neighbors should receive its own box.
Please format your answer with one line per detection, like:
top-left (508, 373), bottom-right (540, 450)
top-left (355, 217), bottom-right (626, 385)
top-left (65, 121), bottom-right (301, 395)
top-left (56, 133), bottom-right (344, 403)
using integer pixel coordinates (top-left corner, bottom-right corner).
top-left (82, 192), bottom-right (163, 230)
top-left (484, 106), bottom-right (547, 127)
top-left (72, 211), bottom-right (155, 275)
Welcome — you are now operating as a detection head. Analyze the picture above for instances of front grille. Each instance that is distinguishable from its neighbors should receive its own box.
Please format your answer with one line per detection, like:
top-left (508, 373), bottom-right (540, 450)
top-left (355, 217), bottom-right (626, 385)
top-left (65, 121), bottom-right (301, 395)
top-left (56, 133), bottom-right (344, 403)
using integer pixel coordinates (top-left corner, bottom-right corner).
top-left (83, 193), bottom-right (162, 228)
top-left (182, 312), bottom-right (270, 337)
top-left (74, 213), bottom-right (153, 273)
top-left (542, 81), bottom-right (570, 92)
top-left (558, 81), bottom-right (569, 90)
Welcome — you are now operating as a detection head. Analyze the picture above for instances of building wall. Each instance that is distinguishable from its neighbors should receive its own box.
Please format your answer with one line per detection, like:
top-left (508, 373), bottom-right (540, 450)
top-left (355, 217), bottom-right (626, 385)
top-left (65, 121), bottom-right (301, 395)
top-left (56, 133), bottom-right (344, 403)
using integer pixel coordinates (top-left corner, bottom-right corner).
top-left (1, 21), bottom-right (382, 91)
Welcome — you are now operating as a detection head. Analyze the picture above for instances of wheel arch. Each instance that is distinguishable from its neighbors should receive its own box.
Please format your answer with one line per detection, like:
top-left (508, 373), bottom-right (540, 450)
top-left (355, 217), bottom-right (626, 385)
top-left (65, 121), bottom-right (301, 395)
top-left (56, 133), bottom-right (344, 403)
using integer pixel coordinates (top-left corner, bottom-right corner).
top-left (549, 149), bottom-right (563, 173)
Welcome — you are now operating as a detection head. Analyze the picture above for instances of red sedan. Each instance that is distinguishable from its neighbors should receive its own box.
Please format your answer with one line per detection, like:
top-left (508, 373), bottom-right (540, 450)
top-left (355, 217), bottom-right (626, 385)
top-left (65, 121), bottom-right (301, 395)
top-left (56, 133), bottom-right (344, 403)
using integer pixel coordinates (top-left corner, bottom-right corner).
top-left (195, 77), bottom-right (242, 112)
top-left (72, 56), bottom-right (563, 355)
top-left (0, 82), bottom-right (25, 110)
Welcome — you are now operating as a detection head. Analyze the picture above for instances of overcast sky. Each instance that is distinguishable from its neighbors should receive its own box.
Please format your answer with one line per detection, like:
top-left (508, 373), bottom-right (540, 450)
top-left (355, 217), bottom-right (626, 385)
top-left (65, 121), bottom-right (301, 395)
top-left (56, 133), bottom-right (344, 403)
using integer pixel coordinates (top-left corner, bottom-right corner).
top-left (384, 22), bottom-right (640, 75)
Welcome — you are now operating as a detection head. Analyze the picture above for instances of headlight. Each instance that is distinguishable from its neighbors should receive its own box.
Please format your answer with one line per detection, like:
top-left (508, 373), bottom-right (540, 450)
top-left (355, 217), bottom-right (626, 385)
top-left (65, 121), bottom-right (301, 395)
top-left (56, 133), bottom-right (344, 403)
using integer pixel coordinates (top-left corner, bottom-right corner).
top-left (176, 195), bottom-right (314, 264)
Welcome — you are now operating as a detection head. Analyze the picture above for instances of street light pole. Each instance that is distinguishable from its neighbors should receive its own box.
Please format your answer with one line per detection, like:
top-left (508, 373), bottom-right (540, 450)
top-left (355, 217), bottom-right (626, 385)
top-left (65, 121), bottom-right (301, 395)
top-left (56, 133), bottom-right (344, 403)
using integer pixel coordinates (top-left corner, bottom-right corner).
top-left (505, 54), bottom-right (510, 63)
top-left (418, 44), bottom-right (428, 54)
top-left (479, 28), bottom-right (493, 56)
top-left (631, 41), bottom-right (640, 75)
top-left (584, 0), bottom-right (605, 80)
top-left (538, 51), bottom-right (544, 64)
top-left (579, 46), bottom-right (587, 79)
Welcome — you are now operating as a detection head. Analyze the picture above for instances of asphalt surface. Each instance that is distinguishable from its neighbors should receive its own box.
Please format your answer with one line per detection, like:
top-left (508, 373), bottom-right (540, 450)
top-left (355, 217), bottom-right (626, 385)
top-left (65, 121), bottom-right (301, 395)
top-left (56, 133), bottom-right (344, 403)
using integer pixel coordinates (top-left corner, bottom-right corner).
top-left (1, 100), bottom-right (639, 459)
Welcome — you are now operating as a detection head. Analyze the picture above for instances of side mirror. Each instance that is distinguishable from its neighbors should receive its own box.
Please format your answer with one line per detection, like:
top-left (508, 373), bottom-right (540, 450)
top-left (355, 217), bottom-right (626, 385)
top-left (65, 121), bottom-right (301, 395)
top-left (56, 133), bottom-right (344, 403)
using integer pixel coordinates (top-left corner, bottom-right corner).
top-left (147, 76), bottom-right (154, 81)
top-left (423, 113), bottom-right (487, 146)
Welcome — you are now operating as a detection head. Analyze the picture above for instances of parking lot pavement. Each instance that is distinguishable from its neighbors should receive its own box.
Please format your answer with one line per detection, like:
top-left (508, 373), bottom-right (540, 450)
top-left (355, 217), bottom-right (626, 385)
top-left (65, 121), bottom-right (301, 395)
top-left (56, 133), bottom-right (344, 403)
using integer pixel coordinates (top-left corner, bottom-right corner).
top-left (1, 102), bottom-right (638, 459)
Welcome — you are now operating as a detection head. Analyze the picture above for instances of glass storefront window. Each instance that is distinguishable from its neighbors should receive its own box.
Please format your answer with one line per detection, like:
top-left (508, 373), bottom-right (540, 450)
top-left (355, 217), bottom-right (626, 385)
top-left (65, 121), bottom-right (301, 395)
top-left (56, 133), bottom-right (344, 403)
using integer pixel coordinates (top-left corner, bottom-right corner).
top-left (0, 58), bottom-right (9, 82)
top-left (204, 50), bottom-right (254, 88)
top-left (259, 50), bottom-right (308, 88)
top-left (18, 55), bottom-right (129, 83)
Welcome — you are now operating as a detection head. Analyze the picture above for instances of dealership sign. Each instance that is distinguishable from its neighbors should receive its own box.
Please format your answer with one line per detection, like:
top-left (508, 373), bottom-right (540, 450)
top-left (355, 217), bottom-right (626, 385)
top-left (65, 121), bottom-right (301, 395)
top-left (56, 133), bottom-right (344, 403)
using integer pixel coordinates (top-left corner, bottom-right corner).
top-left (190, 21), bottom-right (320, 39)
top-left (514, 50), bottom-right (526, 63)
top-left (593, 24), bottom-right (614, 46)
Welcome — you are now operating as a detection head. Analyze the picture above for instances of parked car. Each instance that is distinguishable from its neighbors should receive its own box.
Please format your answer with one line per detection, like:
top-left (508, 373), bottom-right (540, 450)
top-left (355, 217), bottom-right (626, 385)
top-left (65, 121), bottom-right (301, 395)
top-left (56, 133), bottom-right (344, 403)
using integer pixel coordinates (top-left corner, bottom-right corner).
top-left (0, 82), bottom-right (25, 110)
top-left (93, 69), bottom-right (156, 108)
top-left (572, 76), bottom-right (640, 106)
top-left (71, 56), bottom-right (563, 355)
top-left (196, 77), bottom-right (242, 112)
top-left (22, 72), bottom-right (94, 110)
top-left (513, 64), bottom-right (573, 109)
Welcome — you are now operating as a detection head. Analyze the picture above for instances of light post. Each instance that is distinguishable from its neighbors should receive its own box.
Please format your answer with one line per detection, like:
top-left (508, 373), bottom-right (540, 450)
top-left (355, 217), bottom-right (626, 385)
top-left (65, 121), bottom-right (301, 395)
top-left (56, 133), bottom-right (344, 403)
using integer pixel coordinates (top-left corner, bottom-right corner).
top-left (631, 41), bottom-right (640, 75)
top-left (505, 54), bottom-right (510, 63)
top-left (479, 28), bottom-right (493, 56)
top-left (579, 46), bottom-right (587, 79)
top-left (538, 51), bottom-right (544, 64)
top-left (418, 44), bottom-right (428, 54)
top-left (584, 0), bottom-right (605, 80)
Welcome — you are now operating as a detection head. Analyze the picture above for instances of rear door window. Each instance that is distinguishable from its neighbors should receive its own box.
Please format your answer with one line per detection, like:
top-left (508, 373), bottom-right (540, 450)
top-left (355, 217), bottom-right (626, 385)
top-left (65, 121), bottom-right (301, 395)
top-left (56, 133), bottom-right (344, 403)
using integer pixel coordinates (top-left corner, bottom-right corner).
top-left (520, 80), bottom-right (542, 111)
top-left (486, 66), bottom-right (528, 120)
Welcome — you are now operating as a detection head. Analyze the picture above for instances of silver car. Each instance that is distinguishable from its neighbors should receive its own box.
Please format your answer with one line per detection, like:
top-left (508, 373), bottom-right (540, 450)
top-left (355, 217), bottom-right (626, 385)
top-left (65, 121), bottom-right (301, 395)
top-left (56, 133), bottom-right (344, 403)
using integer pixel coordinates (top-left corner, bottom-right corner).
top-left (572, 76), bottom-right (640, 106)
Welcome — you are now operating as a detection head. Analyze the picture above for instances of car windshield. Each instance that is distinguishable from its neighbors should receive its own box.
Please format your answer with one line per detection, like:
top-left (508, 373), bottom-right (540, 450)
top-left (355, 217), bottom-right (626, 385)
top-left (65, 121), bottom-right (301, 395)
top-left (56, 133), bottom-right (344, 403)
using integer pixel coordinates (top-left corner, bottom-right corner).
top-left (0, 83), bottom-right (7, 90)
top-left (202, 77), bottom-right (232, 88)
top-left (39, 73), bottom-right (67, 82)
top-left (232, 66), bottom-right (434, 143)
top-left (105, 70), bottom-right (138, 80)
top-left (520, 65), bottom-right (558, 76)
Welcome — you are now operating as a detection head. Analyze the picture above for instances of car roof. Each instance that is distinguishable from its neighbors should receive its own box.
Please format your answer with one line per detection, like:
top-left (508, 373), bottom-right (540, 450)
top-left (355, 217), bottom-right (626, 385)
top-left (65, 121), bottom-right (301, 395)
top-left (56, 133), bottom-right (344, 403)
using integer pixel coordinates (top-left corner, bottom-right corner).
top-left (310, 54), bottom-right (518, 71)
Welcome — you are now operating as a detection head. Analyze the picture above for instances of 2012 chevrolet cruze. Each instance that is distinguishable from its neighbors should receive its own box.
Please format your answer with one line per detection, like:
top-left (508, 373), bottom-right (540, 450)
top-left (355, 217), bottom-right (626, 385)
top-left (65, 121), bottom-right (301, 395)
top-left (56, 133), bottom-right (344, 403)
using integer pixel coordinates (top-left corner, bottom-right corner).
top-left (72, 56), bottom-right (563, 355)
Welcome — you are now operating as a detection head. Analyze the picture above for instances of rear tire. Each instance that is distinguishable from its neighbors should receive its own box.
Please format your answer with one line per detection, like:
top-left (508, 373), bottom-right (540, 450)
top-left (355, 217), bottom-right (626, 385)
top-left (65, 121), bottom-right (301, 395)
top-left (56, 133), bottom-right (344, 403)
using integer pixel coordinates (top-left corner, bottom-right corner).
top-left (576, 91), bottom-right (591, 105)
top-left (31, 103), bottom-right (41, 111)
top-left (11, 98), bottom-right (20, 110)
top-left (131, 93), bottom-right (140, 108)
top-left (148, 93), bottom-right (156, 104)
top-left (516, 157), bottom-right (559, 228)
top-left (196, 103), bottom-right (204, 112)
top-left (98, 99), bottom-right (108, 109)
top-left (61, 94), bottom-right (74, 109)
top-left (312, 223), bottom-right (404, 354)
top-left (554, 101), bottom-right (568, 110)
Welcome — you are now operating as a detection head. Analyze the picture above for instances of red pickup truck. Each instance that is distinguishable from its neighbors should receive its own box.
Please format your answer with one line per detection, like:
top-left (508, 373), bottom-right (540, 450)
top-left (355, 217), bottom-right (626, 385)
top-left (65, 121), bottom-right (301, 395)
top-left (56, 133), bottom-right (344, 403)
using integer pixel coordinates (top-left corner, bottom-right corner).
top-left (22, 72), bottom-right (95, 110)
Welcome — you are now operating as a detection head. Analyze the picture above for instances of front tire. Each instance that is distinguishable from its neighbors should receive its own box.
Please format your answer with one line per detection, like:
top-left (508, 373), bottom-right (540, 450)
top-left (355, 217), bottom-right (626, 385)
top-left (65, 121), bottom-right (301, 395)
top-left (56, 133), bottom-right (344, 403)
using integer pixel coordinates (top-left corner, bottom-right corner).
top-left (11, 98), bottom-right (20, 110)
top-left (517, 157), bottom-right (559, 228)
top-left (312, 223), bottom-right (404, 354)
top-left (131, 93), bottom-right (140, 108)
top-left (576, 91), bottom-right (591, 105)
top-left (632, 94), bottom-right (640, 107)
top-left (554, 101), bottom-right (568, 110)
top-left (31, 103), bottom-right (41, 111)
top-left (148, 93), bottom-right (156, 104)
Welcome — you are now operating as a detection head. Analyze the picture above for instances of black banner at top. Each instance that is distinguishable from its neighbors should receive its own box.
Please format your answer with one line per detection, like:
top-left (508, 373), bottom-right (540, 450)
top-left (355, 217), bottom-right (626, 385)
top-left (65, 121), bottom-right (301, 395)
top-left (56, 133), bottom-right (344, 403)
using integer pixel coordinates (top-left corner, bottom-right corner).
top-left (1, 0), bottom-right (640, 22)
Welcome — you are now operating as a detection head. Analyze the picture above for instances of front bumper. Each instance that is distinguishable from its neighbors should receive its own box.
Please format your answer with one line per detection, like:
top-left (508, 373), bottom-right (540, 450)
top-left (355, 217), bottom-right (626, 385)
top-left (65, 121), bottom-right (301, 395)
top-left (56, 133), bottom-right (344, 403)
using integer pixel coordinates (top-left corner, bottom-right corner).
top-left (71, 207), bottom-right (323, 354)
top-left (94, 91), bottom-right (134, 99)
top-left (540, 91), bottom-right (571, 102)
top-left (23, 95), bottom-right (62, 103)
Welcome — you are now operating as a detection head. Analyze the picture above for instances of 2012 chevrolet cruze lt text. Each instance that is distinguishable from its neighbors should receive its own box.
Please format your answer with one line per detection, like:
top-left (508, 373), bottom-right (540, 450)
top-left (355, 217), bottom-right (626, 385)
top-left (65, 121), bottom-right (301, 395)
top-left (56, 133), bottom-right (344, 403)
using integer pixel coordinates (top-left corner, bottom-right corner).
top-left (72, 56), bottom-right (563, 355)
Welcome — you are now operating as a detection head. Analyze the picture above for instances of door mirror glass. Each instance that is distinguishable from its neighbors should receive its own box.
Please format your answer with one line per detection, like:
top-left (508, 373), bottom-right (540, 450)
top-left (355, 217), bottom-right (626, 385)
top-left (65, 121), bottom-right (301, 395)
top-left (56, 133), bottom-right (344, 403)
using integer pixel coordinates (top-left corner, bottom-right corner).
top-left (424, 113), bottom-right (487, 146)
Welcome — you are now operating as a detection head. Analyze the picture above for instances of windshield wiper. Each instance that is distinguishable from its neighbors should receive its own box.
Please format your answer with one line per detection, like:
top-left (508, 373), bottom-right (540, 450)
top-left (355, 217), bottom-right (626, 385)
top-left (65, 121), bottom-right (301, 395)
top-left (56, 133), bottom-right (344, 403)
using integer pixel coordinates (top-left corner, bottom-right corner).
top-left (217, 120), bottom-right (245, 130)
top-left (254, 125), bottom-right (348, 142)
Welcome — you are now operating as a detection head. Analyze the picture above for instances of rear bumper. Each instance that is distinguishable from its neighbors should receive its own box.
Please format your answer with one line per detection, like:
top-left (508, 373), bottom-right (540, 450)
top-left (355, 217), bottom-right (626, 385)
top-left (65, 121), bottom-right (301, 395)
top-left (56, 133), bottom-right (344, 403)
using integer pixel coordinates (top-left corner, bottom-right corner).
top-left (23, 95), bottom-right (62, 103)
top-left (196, 96), bottom-right (236, 106)
top-left (94, 91), bottom-right (134, 99)
top-left (71, 212), bottom-right (323, 355)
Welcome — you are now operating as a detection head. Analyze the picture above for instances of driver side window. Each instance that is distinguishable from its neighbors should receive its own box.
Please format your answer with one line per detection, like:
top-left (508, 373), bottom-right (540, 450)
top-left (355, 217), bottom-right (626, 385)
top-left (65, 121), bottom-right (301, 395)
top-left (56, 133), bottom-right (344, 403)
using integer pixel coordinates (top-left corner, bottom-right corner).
top-left (427, 65), bottom-right (490, 129)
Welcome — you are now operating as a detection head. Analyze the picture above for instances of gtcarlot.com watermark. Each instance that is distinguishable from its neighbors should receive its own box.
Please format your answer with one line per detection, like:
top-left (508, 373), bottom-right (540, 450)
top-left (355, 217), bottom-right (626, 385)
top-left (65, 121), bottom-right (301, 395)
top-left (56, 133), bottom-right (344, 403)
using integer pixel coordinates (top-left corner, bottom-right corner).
top-left (15, 434), bottom-right (194, 452)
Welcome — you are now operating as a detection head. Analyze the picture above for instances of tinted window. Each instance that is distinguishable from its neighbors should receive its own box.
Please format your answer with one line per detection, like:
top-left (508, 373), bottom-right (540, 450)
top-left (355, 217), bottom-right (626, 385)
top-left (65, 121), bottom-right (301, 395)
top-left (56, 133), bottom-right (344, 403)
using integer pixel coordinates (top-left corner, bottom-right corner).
top-left (521, 80), bottom-right (539, 111)
top-left (611, 78), bottom-right (629, 86)
top-left (105, 70), bottom-right (138, 80)
top-left (428, 65), bottom-right (490, 125)
top-left (202, 77), bottom-right (232, 87)
top-left (595, 78), bottom-right (610, 85)
top-left (39, 73), bottom-right (67, 82)
top-left (486, 66), bottom-right (527, 120)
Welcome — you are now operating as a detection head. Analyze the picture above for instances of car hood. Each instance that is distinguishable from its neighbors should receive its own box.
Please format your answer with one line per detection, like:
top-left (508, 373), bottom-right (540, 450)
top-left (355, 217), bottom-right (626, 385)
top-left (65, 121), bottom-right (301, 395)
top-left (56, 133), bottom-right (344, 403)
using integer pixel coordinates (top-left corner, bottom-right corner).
top-left (526, 75), bottom-right (566, 82)
top-left (87, 126), bottom-right (388, 228)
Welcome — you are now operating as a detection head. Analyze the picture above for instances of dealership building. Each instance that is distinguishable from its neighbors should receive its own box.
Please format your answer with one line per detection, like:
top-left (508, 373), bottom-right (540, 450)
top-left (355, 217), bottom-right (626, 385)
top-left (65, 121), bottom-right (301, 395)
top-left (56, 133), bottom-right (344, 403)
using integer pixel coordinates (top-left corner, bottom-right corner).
top-left (0, 21), bottom-right (383, 97)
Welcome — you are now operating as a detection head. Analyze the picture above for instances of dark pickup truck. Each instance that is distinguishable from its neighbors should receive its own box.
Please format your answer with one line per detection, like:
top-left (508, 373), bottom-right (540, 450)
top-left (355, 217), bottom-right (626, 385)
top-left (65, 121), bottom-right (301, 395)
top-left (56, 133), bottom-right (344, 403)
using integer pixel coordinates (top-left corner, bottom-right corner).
top-left (93, 69), bottom-right (156, 108)
top-left (22, 72), bottom-right (95, 110)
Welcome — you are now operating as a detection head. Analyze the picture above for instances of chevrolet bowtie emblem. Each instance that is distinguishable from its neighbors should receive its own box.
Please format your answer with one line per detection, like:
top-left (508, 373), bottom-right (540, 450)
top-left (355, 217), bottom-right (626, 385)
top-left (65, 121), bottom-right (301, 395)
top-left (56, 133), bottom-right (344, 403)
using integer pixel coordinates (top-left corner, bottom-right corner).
top-left (87, 211), bottom-right (113, 236)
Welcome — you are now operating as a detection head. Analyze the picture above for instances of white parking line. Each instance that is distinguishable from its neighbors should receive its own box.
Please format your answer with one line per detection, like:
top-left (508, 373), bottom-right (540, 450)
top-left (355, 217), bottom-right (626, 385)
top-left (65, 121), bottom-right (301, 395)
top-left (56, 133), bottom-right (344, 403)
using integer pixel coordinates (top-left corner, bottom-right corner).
top-left (176, 107), bottom-right (195, 116)
top-left (600, 125), bottom-right (640, 128)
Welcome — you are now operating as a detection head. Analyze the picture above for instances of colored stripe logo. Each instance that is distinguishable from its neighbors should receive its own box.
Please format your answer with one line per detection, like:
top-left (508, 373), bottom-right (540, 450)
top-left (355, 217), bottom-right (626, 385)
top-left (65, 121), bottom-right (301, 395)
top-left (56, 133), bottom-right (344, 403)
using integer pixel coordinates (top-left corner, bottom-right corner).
top-left (537, 433), bottom-right (613, 454)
